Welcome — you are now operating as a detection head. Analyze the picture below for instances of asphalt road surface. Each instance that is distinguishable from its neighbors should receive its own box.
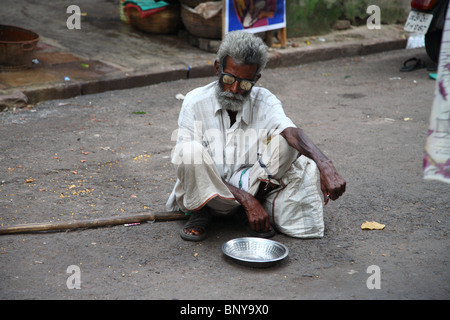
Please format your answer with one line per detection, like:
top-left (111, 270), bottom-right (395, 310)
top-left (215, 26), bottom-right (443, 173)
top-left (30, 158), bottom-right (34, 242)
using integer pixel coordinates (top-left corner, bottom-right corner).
top-left (0, 47), bottom-right (448, 300)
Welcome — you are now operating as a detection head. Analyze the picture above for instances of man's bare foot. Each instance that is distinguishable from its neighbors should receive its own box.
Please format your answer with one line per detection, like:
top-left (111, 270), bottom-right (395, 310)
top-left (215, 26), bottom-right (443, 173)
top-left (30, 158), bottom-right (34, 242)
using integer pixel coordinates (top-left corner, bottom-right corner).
top-left (183, 226), bottom-right (204, 237)
top-left (179, 209), bottom-right (211, 242)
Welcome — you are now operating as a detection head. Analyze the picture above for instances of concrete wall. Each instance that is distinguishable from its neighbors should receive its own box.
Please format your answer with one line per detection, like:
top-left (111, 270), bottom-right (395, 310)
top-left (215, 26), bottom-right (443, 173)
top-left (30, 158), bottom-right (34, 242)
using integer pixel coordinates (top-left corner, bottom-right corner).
top-left (286, 0), bottom-right (411, 37)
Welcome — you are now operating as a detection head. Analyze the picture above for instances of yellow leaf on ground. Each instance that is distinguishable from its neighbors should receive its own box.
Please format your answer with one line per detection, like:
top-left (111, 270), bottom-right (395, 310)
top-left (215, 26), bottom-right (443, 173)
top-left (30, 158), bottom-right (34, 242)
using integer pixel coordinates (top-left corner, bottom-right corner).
top-left (361, 221), bottom-right (385, 230)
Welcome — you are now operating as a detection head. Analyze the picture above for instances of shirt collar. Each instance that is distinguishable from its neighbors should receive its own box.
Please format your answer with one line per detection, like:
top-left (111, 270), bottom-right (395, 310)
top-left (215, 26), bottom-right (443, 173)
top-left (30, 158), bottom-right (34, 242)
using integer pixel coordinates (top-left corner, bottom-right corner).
top-left (241, 99), bottom-right (251, 125)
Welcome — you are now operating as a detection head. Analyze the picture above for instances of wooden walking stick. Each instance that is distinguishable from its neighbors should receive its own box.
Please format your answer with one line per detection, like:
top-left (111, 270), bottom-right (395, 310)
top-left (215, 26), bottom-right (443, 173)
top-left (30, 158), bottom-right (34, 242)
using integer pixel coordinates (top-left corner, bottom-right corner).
top-left (0, 211), bottom-right (188, 235)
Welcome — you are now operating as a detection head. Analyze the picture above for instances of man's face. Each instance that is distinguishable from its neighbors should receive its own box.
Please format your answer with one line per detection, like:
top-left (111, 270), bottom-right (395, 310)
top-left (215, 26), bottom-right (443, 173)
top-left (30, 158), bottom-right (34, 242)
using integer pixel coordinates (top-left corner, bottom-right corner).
top-left (215, 56), bottom-right (260, 112)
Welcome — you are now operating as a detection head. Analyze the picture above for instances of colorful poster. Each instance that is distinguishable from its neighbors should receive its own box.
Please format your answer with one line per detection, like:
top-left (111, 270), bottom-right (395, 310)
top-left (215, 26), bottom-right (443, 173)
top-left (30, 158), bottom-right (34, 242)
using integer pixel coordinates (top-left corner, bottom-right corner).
top-left (224, 0), bottom-right (286, 35)
top-left (423, 6), bottom-right (450, 184)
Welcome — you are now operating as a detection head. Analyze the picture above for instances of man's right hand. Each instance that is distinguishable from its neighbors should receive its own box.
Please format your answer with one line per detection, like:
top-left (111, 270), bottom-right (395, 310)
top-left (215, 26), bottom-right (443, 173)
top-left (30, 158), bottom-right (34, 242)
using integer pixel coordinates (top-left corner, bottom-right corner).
top-left (242, 196), bottom-right (271, 232)
top-left (223, 180), bottom-right (271, 232)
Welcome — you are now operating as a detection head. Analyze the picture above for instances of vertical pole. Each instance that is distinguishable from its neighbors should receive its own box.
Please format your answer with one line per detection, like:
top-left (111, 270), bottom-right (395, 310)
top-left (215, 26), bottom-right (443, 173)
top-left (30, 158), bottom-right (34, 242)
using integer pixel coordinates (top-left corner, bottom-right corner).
top-left (222, 0), bottom-right (226, 39)
top-left (279, 27), bottom-right (287, 48)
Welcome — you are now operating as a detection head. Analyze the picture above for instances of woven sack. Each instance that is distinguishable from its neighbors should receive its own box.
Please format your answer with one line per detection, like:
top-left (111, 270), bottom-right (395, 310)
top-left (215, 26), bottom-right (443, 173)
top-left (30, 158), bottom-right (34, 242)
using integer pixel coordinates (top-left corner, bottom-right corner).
top-left (263, 156), bottom-right (324, 238)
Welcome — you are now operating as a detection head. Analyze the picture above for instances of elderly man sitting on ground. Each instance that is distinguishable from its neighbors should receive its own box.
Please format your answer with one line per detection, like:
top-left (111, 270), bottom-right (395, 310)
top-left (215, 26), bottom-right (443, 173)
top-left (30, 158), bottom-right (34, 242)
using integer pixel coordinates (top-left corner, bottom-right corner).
top-left (166, 31), bottom-right (346, 241)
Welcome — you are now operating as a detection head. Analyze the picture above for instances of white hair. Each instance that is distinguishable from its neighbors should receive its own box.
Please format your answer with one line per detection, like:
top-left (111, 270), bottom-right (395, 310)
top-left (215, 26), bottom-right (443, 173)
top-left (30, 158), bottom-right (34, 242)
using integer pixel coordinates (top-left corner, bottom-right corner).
top-left (217, 31), bottom-right (269, 74)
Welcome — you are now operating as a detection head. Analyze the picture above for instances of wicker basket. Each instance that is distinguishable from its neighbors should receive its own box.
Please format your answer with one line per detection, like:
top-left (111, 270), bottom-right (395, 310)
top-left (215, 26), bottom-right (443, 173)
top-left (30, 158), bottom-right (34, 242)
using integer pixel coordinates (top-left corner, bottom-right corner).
top-left (179, 0), bottom-right (209, 7)
top-left (181, 4), bottom-right (222, 39)
top-left (126, 6), bottom-right (181, 34)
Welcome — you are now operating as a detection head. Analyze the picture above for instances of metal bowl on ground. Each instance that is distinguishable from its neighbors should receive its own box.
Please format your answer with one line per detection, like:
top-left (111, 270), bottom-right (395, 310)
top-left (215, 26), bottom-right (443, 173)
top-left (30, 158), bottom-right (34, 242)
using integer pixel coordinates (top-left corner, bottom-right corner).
top-left (222, 237), bottom-right (289, 268)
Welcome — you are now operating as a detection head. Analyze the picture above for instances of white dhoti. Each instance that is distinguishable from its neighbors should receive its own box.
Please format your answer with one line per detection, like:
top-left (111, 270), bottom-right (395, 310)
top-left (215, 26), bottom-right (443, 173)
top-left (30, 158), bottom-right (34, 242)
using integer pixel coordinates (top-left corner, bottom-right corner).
top-left (166, 134), bottom-right (298, 215)
top-left (166, 82), bottom-right (325, 238)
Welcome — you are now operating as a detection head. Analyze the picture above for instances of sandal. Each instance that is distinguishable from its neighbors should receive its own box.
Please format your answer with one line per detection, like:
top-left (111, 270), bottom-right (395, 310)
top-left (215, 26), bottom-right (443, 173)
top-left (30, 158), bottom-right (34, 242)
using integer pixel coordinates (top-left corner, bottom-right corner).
top-left (180, 209), bottom-right (211, 242)
top-left (400, 57), bottom-right (426, 72)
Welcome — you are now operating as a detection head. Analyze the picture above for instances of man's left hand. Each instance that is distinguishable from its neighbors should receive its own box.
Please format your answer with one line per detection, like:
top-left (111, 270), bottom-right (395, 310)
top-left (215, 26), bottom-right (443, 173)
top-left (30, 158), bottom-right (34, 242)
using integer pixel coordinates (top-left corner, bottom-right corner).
top-left (317, 160), bottom-right (346, 205)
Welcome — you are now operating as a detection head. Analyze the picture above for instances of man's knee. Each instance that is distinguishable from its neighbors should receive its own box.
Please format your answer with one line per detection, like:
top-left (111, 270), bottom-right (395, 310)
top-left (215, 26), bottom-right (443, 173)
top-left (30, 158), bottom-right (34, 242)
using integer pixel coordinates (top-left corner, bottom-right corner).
top-left (172, 141), bottom-right (212, 166)
top-left (259, 133), bottom-right (298, 179)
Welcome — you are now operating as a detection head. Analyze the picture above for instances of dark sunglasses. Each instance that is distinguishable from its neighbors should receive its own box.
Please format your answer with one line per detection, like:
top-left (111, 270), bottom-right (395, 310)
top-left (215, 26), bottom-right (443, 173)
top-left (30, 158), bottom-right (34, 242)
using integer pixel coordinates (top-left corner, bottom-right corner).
top-left (219, 64), bottom-right (256, 91)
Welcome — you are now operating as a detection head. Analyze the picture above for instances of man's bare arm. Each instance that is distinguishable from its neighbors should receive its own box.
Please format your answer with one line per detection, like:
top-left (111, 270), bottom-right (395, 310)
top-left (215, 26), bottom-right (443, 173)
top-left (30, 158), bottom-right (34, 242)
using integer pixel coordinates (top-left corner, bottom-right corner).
top-left (223, 180), bottom-right (271, 232)
top-left (281, 127), bottom-right (346, 203)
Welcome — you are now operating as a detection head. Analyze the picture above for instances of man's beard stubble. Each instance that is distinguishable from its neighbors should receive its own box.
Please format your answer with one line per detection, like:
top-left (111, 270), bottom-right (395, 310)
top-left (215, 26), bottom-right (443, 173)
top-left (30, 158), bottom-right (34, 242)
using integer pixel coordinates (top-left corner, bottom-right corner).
top-left (215, 81), bottom-right (250, 113)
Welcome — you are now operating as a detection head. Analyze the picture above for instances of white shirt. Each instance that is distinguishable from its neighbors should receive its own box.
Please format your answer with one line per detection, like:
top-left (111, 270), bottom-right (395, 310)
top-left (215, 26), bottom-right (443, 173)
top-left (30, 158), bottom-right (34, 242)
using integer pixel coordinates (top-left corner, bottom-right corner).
top-left (173, 81), bottom-right (296, 181)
